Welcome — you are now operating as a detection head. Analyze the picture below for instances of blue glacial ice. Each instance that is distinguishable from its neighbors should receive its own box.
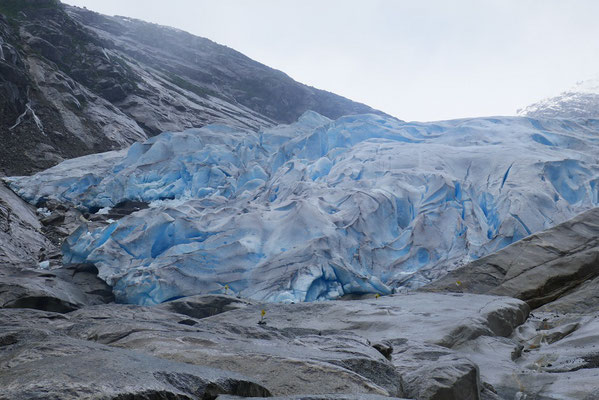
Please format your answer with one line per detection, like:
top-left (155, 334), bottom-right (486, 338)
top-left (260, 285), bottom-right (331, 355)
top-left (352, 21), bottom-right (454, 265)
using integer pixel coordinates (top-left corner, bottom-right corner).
top-left (6, 112), bottom-right (599, 304)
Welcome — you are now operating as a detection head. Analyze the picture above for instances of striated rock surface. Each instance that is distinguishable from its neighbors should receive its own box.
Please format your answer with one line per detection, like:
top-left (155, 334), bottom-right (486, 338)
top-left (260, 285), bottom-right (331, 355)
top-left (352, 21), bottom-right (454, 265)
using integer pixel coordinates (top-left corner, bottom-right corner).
top-left (205, 292), bottom-right (529, 348)
top-left (61, 305), bottom-right (406, 397)
top-left (0, 292), bottom-right (532, 400)
top-left (0, 312), bottom-right (271, 400)
top-left (0, 183), bottom-right (53, 266)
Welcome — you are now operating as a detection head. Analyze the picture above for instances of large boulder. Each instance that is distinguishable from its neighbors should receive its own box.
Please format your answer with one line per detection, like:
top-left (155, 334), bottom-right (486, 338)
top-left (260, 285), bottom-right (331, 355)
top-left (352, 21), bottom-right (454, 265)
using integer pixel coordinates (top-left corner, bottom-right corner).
top-left (390, 340), bottom-right (480, 400)
top-left (0, 263), bottom-right (113, 313)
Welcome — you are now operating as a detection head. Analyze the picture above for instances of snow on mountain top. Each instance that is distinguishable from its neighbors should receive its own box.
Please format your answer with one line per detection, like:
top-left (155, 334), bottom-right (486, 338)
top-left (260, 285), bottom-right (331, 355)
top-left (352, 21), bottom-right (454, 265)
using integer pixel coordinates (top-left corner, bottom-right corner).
top-left (569, 77), bottom-right (599, 94)
top-left (519, 76), bottom-right (599, 119)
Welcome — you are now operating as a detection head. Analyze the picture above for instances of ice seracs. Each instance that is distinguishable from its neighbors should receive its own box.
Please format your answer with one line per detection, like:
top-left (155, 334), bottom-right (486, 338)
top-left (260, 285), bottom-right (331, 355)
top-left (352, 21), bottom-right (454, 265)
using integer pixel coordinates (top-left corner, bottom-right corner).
top-left (6, 112), bottom-right (599, 304)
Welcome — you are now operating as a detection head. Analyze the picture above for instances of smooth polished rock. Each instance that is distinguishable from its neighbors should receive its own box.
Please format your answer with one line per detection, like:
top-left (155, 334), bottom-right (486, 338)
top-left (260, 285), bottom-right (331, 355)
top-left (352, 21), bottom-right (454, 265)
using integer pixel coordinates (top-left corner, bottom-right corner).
top-left (206, 292), bottom-right (529, 348)
top-left (425, 207), bottom-right (599, 310)
top-left (0, 318), bottom-right (270, 400)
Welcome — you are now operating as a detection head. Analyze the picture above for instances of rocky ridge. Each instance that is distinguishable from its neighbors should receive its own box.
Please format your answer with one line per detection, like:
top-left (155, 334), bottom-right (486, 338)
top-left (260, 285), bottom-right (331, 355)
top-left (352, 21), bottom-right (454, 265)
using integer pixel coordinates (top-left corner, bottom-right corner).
top-left (0, 0), bottom-right (382, 176)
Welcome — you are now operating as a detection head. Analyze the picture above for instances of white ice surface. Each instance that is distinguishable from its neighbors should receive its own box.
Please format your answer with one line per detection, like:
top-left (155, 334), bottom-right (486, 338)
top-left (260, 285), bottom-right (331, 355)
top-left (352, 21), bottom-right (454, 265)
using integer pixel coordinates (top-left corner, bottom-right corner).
top-left (6, 112), bottom-right (599, 304)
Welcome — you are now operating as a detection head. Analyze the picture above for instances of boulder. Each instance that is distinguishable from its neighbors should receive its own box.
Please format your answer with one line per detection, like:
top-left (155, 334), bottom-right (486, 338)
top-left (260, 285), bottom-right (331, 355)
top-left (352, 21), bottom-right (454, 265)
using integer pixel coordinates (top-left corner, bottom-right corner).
top-left (0, 263), bottom-right (113, 313)
top-left (390, 339), bottom-right (480, 400)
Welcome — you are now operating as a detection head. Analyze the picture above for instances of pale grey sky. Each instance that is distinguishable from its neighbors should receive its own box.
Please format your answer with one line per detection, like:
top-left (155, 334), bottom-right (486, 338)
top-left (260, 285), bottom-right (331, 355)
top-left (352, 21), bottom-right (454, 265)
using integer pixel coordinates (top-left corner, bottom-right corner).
top-left (63, 0), bottom-right (599, 122)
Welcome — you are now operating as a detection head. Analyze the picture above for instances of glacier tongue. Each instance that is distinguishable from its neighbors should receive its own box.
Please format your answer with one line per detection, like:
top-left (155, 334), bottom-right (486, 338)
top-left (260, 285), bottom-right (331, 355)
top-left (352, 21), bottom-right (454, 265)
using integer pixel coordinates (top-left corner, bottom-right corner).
top-left (6, 112), bottom-right (599, 304)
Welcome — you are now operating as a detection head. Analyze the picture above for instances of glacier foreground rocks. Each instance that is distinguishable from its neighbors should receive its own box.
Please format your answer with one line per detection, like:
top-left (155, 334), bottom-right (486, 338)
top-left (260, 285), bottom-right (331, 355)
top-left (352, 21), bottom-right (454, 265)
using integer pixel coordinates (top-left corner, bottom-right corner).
top-left (426, 207), bottom-right (599, 309)
top-left (1, 200), bottom-right (598, 398)
top-left (0, 291), bottom-right (528, 399)
top-left (6, 111), bottom-right (599, 304)
top-left (426, 206), bottom-right (599, 399)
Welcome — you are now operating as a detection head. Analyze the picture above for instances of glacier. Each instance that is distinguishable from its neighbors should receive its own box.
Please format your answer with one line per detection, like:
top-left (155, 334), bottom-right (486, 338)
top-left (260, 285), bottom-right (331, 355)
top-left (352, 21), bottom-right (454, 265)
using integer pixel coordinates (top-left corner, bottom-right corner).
top-left (6, 111), bottom-right (599, 305)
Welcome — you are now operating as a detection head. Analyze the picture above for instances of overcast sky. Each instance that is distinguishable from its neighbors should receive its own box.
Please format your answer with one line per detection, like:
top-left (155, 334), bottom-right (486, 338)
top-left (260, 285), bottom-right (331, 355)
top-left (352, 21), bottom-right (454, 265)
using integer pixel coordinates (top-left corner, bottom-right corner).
top-left (63, 0), bottom-right (599, 122)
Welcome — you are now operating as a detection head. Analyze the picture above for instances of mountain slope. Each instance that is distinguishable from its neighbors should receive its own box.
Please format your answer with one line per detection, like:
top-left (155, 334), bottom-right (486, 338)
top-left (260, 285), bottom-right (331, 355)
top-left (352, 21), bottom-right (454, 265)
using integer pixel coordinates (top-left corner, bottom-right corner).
top-left (518, 76), bottom-right (599, 119)
top-left (66, 5), bottom-right (383, 125)
top-left (0, 0), bottom-right (382, 176)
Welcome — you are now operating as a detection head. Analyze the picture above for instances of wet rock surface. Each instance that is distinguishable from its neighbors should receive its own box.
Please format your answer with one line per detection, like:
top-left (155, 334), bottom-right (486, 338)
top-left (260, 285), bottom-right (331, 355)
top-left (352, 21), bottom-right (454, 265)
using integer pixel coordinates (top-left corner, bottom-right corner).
top-left (0, 314), bottom-right (271, 400)
top-left (0, 292), bottom-right (530, 400)
top-left (0, 183), bottom-right (54, 266)
top-left (425, 207), bottom-right (599, 399)
top-left (0, 265), bottom-right (597, 400)
top-left (205, 292), bottom-right (529, 348)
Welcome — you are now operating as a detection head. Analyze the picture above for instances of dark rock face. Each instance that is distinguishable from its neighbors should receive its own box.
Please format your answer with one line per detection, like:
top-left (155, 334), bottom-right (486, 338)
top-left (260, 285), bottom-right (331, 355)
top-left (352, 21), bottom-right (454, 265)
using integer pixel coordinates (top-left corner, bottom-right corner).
top-left (66, 6), bottom-right (382, 125)
top-left (157, 294), bottom-right (256, 320)
top-left (0, 183), bottom-right (55, 266)
top-left (0, 1), bottom-right (384, 176)
top-left (0, 263), bottom-right (113, 312)
top-left (0, 1), bottom-right (147, 176)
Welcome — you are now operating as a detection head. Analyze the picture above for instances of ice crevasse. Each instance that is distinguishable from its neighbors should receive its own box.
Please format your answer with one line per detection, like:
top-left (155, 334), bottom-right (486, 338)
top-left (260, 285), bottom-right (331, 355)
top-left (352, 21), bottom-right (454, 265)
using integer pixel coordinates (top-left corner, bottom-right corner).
top-left (6, 111), bottom-right (599, 305)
